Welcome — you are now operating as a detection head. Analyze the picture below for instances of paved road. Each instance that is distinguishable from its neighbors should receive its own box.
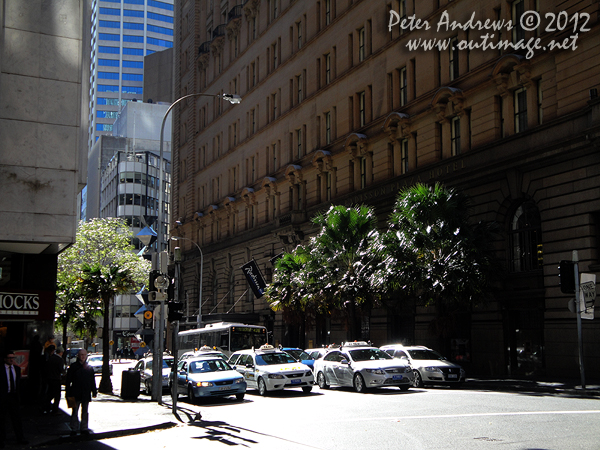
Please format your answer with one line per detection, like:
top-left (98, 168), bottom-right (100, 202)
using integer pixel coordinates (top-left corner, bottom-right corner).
top-left (55, 365), bottom-right (600, 450)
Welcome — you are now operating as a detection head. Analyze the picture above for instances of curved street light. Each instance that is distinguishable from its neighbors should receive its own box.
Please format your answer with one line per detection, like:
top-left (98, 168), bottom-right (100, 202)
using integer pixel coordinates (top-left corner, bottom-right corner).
top-left (171, 236), bottom-right (203, 327)
top-left (157, 92), bottom-right (241, 251)
top-left (150, 92), bottom-right (240, 403)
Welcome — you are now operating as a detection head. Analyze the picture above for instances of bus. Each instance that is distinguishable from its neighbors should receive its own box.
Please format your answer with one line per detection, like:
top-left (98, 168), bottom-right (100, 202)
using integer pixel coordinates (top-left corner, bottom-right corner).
top-left (177, 322), bottom-right (268, 358)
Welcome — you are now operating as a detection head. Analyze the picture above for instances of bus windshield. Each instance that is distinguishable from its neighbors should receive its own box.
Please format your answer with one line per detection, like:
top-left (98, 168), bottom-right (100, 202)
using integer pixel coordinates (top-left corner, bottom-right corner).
top-left (230, 327), bottom-right (268, 352)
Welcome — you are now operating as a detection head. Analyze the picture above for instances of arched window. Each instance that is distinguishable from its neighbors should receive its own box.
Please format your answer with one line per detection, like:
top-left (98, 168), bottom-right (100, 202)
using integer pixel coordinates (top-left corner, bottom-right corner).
top-left (509, 200), bottom-right (542, 272)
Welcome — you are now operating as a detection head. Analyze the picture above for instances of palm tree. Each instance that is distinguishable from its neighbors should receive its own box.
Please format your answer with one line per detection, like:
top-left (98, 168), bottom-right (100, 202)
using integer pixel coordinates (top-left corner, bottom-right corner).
top-left (79, 263), bottom-right (136, 394)
top-left (379, 183), bottom-right (498, 349)
top-left (267, 205), bottom-right (383, 341)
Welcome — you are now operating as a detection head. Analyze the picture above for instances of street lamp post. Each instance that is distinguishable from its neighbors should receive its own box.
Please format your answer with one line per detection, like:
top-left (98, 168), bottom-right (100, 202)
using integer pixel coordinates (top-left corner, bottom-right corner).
top-left (171, 236), bottom-right (203, 328)
top-left (151, 92), bottom-right (240, 403)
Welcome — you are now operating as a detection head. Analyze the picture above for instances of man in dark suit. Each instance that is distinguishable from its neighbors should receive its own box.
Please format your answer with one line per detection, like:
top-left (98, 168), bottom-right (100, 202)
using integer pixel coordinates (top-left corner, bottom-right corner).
top-left (0, 350), bottom-right (28, 448)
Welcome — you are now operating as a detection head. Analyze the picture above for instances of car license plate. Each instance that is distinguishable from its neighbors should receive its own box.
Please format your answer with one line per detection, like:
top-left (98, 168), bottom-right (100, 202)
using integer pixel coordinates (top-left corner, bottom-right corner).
top-left (392, 375), bottom-right (403, 380)
top-left (448, 374), bottom-right (458, 378)
top-left (291, 379), bottom-right (301, 384)
top-left (219, 386), bottom-right (230, 391)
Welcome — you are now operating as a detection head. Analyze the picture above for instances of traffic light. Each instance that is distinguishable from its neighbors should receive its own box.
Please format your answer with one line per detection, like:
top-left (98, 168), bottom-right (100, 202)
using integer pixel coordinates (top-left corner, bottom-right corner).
top-left (143, 310), bottom-right (153, 329)
top-left (559, 260), bottom-right (576, 294)
top-left (167, 301), bottom-right (184, 322)
top-left (149, 270), bottom-right (161, 291)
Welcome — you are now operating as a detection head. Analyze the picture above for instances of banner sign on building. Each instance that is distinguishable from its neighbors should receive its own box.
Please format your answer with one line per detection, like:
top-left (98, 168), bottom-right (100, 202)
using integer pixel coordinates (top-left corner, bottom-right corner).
top-left (580, 273), bottom-right (596, 320)
top-left (240, 260), bottom-right (267, 298)
top-left (0, 290), bottom-right (55, 320)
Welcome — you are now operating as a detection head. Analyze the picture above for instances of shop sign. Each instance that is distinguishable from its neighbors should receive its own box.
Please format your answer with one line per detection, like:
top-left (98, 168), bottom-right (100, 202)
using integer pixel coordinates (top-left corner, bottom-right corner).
top-left (0, 292), bottom-right (40, 316)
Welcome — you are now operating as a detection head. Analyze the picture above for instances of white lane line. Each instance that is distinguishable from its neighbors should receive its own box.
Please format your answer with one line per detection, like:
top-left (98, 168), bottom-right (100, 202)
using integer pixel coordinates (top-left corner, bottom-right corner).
top-left (330, 410), bottom-right (600, 422)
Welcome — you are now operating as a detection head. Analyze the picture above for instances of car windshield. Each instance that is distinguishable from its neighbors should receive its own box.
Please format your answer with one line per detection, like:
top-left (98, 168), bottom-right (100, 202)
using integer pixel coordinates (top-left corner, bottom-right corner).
top-left (189, 359), bottom-right (232, 373)
top-left (88, 356), bottom-right (102, 363)
top-left (256, 353), bottom-right (297, 365)
top-left (285, 350), bottom-right (312, 361)
top-left (163, 359), bottom-right (174, 368)
top-left (348, 349), bottom-right (393, 362)
top-left (407, 349), bottom-right (445, 360)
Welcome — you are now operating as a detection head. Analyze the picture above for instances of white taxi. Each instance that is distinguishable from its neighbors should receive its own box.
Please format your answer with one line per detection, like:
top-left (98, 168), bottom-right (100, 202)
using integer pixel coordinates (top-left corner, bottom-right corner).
top-left (228, 345), bottom-right (314, 396)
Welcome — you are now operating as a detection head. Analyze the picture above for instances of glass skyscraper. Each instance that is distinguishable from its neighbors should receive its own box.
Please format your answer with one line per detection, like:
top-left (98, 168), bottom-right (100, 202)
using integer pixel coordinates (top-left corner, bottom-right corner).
top-left (88, 0), bottom-right (174, 150)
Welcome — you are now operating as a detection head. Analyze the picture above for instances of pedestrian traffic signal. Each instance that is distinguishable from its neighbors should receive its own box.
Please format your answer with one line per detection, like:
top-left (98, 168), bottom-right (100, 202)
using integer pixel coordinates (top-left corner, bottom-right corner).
top-left (559, 260), bottom-right (576, 294)
top-left (143, 310), bottom-right (153, 329)
top-left (167, 301), bottom-right (184, 322)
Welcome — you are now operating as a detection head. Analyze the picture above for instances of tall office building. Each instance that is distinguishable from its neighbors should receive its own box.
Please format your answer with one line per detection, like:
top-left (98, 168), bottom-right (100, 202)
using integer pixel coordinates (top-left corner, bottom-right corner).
top-left (88, 0), bottom-right (174, 150)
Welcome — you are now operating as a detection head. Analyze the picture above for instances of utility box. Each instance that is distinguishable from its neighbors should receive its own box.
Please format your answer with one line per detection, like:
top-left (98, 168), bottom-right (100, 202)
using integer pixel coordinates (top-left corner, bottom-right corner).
top-left (121, 368), bottom-right (140, 400)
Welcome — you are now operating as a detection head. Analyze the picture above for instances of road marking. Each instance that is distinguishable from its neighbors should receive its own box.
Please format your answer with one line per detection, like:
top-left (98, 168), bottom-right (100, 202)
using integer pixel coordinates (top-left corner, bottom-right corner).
top-left (329, 410), bottom-right (600, 422)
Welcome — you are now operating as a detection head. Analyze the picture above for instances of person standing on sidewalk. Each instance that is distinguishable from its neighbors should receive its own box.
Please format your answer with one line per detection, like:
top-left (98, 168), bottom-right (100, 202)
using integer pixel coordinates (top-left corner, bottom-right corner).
top-left (0, 350), bottom-right (28, 448)
top-left (65, 349), bottom-right (97, 436)
top-left (43, 345), bottom-right (65, 414)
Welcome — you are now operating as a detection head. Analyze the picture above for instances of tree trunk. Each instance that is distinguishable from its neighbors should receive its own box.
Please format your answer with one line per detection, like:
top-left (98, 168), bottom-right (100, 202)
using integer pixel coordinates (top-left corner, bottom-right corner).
top-left (99, 295), bottom-right (113, 394)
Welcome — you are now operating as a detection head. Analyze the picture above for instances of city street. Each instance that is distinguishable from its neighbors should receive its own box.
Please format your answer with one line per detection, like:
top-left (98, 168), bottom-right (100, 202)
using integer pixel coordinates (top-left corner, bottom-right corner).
top-left (57, 362), bottom-right (600, 450)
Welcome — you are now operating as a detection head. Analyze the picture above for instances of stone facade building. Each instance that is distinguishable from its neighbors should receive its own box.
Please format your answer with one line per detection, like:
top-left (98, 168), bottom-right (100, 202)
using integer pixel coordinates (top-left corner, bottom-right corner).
top-left (171, 0), bottom-right (600, 378)
top-left (0, 0), bottom-right (90, 354)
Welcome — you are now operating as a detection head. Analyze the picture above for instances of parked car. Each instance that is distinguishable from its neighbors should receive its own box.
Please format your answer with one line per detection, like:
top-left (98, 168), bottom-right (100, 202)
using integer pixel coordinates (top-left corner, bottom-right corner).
top-left (380, 344), bottom-right (465, 388)
top-left (87, 354), bottom-right (113, 375)
top-left (313, 341), bottom-right (413, 392)
top-left (304, 348), bottom-right (330, 361)
top-left (229, 345), bottom-right (314, 396)
top-left (281, 348), bottom-right (315, 370)
top-left (134, 355), bottom-right (175, 394)
top-left (179, 346), bottom-right (228, 362)
top-left (175, 356), bottom-right (246, 402)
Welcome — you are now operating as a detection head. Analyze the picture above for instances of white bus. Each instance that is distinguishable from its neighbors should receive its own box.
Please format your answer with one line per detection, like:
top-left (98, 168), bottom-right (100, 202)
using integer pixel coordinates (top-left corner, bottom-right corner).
top-left (177, 322), bottom-right (268, 357)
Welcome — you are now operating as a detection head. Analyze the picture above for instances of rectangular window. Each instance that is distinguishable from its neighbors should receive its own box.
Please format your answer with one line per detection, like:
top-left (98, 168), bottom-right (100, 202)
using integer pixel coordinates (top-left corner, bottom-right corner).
top-left (123, 47), bottom-right (144, 55)
top-left (358, 91), bottom-right (366, 127)
top-left (296, 128), bottom-right (302, 159)
top-left (358, 27), bottom-right (365, 61)
top-left (297, 22), bottom-right (302, 49)
top-left (99, 20), bottom-right (120, 28)
top-left (98, 71), bottom-right (119, 80)
top-left (325, 0), bottom-right (331, 25)
top-left (512, 0), bottom-right (525, 42)
top-left (122, 60), bottom-right (144, 69)
top-left (325, 111), bottom-right (331, 144)
top-left (123, 22), bottom-right (144, 30)
top-left (99, 46), bottom-right (120, 54)
top-left (99, 7), bottom-right (120, 16)
top-left (147, 37), bottom-right (173, 47)
top-left (537, 80), bottom-right (543, 125)
top-left (147, 12), bottom-right (174, 23)
top-left (514, 87), bottom-right (528, 133)
top-left (99, 33), bottom-right (120, 41)
top-left (325, 53), bottom-right (331, 84)
top-left (123, 35), bottom-right (144, 43)
top-left (449, 36), bottom-right (459, 81)
top-left (400, 138), bottom-right (409, 174)
top-left (98, 59), bottom-right (119, 67)
top-left (123, 9), bottom-right (144, 18)
top-left (360, 157), bottom-right (367, 188)
top-left (451, 116), bottom-right (461, 155)
top-left (297, 74), bottom-right (303, 103)
top-left (399, 66), bottom-right (407, 106)
top-left (148, 24), bottom-right (174, 35)
top-left (326, 172), bottom-right (332, 201)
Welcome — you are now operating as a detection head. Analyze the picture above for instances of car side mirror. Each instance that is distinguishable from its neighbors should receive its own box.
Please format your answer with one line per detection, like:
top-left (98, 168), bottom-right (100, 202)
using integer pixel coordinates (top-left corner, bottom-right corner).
top-left (400, 356), bottom-right (408, 361)
top-left (340, 359), bottom-right (349, 365)
top-left (246, 363), bottom-right (254, 369)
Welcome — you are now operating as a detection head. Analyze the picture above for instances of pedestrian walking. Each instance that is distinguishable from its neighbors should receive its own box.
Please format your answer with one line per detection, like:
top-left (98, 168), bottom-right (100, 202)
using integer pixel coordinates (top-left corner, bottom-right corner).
top-left (43, 345), bottom-right (65, 414)
top-left (65, 349), bottom-right (97, 436)
top-left (0, 350), bottom-right (28, 448)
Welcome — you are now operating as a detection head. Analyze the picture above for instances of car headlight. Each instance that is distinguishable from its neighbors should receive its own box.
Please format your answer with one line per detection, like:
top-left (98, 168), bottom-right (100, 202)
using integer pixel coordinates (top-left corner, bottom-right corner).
top-left (305, 371), bottom-right (312, 377)
top-left (404, 366), bottom-right (413, 373)
top-left (267, 373), bottom-right (284, 379)
top-left (234, 378), bottom-right (245, 384)
top-left (365, 368), bottom-right (385, 375)
top-left (196, 381), bottom-right (214, 387)
top-left (424, 367), bottom-right (443, 373)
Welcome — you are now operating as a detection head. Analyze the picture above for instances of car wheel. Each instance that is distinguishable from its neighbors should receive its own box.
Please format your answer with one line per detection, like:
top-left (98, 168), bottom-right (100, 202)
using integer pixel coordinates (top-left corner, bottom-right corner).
top-left (258, 377), bottom-right (268, 396)
top-left (235, 393), bottom-right (245, 401)
top-left (399, 385), bottom-right (410, 391)
top-left (302, 386), bottom-right (312, 393)
top-left (353, 373), bottom-right (367, 393)
top-left (413, 370), bottom-right (424, 388)
top-left (188, 385), bottom-right (196, 403)
top-left (317, 371), bottom-right (329, 389)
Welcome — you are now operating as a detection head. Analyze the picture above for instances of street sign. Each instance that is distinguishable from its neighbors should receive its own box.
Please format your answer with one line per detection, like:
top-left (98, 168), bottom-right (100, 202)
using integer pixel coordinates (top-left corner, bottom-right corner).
top-left (109, 340), bottom-right (114, 346)
top-left (580, 273), bottom-right (596, 320)
top-left (131, 337), bottom-right (140, 352)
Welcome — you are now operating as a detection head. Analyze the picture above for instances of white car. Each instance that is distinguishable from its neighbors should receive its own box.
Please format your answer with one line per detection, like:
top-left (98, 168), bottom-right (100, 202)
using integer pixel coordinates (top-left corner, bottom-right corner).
top-left (380, 344), bottom-right (465, 388)
top-left (179, 346), bottom-right (228, 362)
top-left (228, 345), bottom-right (314, 396)
top-left (87, 354), bottom-right (113, 375)
top-left (313, 341), bottom-right (413, 392)
top-left (134, 355), bottom-right (175, 394)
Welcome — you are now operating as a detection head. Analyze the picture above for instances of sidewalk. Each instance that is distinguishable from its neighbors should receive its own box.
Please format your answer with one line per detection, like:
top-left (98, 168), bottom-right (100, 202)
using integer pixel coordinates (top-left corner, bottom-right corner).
top-left (14, 377), bottom-right (600, 449)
